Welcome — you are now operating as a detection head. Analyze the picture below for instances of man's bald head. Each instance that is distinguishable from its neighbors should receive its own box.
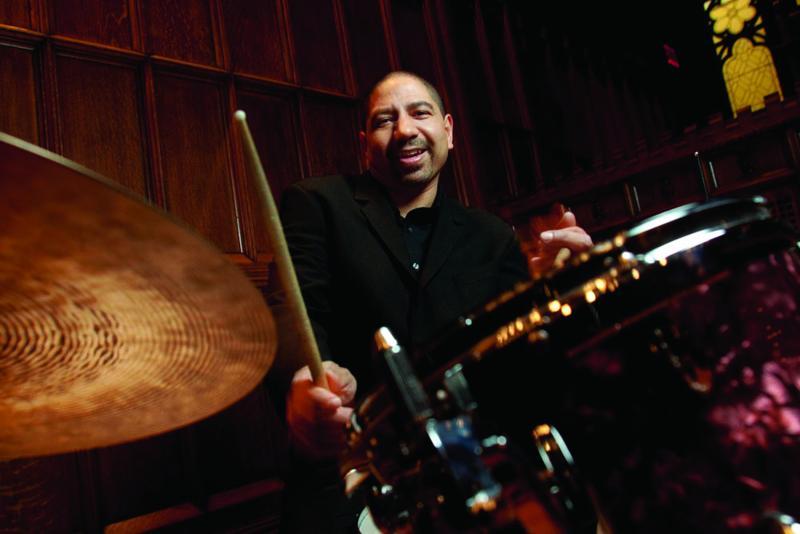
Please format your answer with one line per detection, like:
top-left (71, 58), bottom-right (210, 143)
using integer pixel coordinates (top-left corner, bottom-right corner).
top-left (363, 71), bottom-right (446, 128)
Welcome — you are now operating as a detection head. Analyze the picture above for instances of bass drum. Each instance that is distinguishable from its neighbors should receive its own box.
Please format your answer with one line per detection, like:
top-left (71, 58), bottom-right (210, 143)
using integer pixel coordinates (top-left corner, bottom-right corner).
top-left (347, 197), bottom-right (800, 533)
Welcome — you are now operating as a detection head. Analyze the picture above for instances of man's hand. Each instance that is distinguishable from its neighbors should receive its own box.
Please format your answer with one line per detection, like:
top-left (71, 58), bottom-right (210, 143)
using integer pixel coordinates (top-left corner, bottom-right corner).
top-left (529, 209), bottom-right (593, 275)
top-left (286, 361), bottom-right (357, 459)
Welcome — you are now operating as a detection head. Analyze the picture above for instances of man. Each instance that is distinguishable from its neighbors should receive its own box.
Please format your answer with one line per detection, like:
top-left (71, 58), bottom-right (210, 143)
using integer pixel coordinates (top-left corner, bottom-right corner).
top-left (279, 71), bottom-right (592, 531)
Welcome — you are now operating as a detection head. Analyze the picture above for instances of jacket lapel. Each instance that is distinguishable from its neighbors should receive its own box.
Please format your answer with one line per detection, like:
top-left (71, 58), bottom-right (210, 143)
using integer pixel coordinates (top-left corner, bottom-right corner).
top-left (419, 197), bottom-right (465, 288)
top-left (354, 175), bottom-right (415, 279)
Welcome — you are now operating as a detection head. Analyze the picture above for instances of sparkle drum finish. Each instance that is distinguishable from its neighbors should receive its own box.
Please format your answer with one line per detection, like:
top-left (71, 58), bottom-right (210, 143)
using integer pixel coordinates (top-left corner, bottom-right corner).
top-left (347, 197), bottom-right (800, 533)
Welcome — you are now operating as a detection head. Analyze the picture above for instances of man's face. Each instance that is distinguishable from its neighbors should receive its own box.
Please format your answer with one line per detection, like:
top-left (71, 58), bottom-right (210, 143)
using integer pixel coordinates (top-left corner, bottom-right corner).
top-left (360, 75), bottom-right (453, 191)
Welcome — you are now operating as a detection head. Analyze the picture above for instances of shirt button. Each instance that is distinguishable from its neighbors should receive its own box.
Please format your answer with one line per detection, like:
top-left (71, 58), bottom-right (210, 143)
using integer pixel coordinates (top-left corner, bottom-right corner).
top-left (412, 262), bottom-right (420, 271)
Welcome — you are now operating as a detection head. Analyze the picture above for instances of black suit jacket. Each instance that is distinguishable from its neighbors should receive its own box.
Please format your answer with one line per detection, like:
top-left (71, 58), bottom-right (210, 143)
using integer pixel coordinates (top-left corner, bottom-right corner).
top-left (280, 173), bottom-right (529, 394)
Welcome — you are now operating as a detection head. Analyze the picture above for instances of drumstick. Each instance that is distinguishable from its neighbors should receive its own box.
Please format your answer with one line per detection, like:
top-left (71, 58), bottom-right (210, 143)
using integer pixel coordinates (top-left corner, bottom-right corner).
top-left (233, 110), bottom-right (328, 388)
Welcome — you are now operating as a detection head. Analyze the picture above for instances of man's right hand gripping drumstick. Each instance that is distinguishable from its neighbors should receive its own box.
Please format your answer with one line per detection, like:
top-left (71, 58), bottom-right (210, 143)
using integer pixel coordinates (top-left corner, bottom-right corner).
top-left (235, 111), bottom-right (357, 458)
top-left (287, 361), bottom-right (357, 458)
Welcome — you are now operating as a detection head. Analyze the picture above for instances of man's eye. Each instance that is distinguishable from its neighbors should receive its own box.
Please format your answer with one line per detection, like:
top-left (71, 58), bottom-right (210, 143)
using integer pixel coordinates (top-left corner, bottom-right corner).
top-left (373, 117), bottom-right (392, 127)
top-left (414, 110), bottom-right (431, 118)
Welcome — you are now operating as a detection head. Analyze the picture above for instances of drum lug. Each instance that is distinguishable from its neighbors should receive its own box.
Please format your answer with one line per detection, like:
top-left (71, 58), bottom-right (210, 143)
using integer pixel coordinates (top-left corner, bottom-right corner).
top-left (650, 326), bottom-right (712, 393)
top-left (425, 415), bottom-right (502, 515)
top-left (443, 363), bottom-right (478, 412)
top-left (532, 424), bottom-right (597, 532)
top-left (365, 482), bottom-right (416, 531)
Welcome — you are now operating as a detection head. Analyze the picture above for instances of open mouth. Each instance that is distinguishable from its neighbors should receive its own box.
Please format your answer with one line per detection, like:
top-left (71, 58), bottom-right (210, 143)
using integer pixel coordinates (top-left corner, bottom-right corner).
top-left (396, 148), bottom-right (426, 166)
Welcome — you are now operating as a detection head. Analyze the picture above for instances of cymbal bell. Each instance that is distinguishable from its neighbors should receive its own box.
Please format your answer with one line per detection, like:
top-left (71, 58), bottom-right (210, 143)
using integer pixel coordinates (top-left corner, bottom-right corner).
top-left (0, 132), bottom-right (276, 460)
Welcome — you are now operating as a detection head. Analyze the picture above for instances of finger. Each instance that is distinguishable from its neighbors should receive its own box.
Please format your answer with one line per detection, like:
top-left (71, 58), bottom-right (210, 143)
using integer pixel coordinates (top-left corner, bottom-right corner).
top-left (307, 386), bottom-right (343, 413)
top-left (553, 211), bottom-right (576, 229)
top-left (290, 365), bottom-right (312, 385)
top-left (323, 362), bottom-right (357, 404)
top-left (540, 228), bottom-right (593, 251)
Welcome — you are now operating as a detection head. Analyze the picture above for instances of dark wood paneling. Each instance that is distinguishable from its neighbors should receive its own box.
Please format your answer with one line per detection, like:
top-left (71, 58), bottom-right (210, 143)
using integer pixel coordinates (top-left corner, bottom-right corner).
top-left (341, 0), bottom-right (391, 96)
top-left (0, 456), bottom-right (85, 532)
top-left (237, 88), bottom-right (303, 253)
top-left (391, 0), bottom-right (436, 82)
top-left (0, 2), bottom-right (33, 29)
top-left (571, 185), bottom-right (630, 234)
top-left (710, 132), bottom-right (793, 188)
top-left (49, 0), bottom-right (133, 48)
top-left (193, 387), bottom-right (286, 491)
top-left (55, 53), bottom-right (148, 196)
top-left (300, 96), bottom-right (360, 176)
top-left (287, 0), bottom-right (347, 92)
top-left (0, 41), bottom-right (39, 143)
top-left (221, 0), bottom-right (288, 81)
top-left (474, 124), bottom-right (512, 205)
top-left (95, 432), bottom-right (193, 523)
top-left (143, 0), bottom-right (217, 65)
top-left (154, 71), bottom-right (242, 252)
top-left (632, 161), bottom-right (705, 217)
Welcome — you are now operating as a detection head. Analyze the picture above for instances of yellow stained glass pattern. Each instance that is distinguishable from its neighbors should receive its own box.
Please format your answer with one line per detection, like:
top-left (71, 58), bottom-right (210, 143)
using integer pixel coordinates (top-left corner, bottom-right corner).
top-left (704, 0), bottom-right (784, 116)
top-left (722, 38), bottom-right (783, 115)
top-left (709, 0), bottom-right (757, 35)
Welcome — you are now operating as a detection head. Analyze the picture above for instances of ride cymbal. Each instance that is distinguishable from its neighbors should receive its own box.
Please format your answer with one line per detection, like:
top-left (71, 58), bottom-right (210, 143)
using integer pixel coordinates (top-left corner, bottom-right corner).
top-left (0, 133), bottom-right (276, 460)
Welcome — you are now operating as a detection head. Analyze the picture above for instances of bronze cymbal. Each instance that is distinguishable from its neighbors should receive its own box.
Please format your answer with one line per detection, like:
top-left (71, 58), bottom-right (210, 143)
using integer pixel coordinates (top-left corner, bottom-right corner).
top-left (0, 132), bottom-right (276, 460)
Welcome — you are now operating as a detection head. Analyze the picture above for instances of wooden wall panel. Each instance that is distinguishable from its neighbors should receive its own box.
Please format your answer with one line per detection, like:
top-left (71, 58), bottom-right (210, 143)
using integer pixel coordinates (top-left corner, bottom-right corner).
top-left (709, 132), bottom-right (794, 191)
top-left (154, 71), bottom-right (242, 251)
top-left (221, 0), bottom-right (289, 81)
top-left (142, 0), bottom-right (217, 65)
top-left (341, 0), bottom-right (392, 95)
top-left (571, 185), bottom-right (630, 234)
top-left (287, 0), bottom-right (348, 93)
top-left (49, 0), bottom-right (134, 48)
top-left (0, 41), bottom-right (39, 143)
top-left (390, 0), bottom-right (436, 82)
top-left (0, 456), bottom-right (85, 532)
top-left (94, 432), bottom-right (193, 523)
top-left (631, 161), bottom-right (705, 217)
top-left (54, 52), bottom-right (148, 196)
top-left (236, 88), bottom-right (303, 254)
top-left (192, 387), bottom-right (286, 491)
top-left (0, 2), bottom-right (33, 29)
top-left (300, 96), bottom-right (360, 176)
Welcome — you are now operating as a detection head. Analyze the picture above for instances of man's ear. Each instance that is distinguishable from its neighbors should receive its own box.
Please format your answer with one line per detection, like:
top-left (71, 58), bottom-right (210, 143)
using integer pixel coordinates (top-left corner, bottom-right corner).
top-left (444, 114), bottom-right (454, 150)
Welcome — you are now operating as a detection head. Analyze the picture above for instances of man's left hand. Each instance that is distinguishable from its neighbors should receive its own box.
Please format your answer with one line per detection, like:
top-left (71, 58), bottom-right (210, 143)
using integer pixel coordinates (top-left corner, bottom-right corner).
top-left (529, 210), bottom-right (593, 274)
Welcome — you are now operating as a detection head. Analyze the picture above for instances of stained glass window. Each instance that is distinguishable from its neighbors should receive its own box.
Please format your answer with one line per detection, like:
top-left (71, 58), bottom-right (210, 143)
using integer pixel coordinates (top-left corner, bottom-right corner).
top-left (704, 0), bottom-right (783, 115)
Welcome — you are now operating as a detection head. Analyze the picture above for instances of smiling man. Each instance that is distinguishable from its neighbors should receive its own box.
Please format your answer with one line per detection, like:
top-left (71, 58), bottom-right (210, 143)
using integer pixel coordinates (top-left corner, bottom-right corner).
top-left (278, 71), bottom-right (592, 532)
top-left (360, 73), bottom-right (453, 216)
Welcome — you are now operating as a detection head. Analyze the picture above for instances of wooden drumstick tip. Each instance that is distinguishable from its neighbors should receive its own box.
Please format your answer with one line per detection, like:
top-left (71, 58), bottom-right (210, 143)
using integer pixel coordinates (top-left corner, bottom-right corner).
top-left (234, 110), bottom-right (247, 122)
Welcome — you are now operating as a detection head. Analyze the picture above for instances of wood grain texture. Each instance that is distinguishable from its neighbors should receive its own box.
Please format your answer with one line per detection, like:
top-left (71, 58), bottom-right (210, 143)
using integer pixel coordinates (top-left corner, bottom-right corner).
top-left (191, 386), bottom-right (286, 491)
top-left (142, 0), bottom-right (217, 65)
top-left (631, 161), bottom-right (705, 217)
top-left (0, 1), bottom-right (33, 29)
top-left (49, 0), bottom-right (133, 48)
top-left (571, 185), bottom-right (631, 233)
top-left (54, 52), bottom-right (148, 195)
top-left (287, 0), bottom-right (347, 92)
top-left (0, 42), bottom-right (39, 143)
top-left (94, 431), bottom-right (193, 523)
top-left (0, 456), bottom-right (85, 532)
top-left (390, 0), bottom-right (436, 83)
top-left (153, 70), bottom-right (242, 252)
top-left (236, 88), bottom-right (303, 254)
top-left (300, 95), bottom-right (360, 177)
top-left (221, 0), bottom-right (288, 80)
top-left (341, 0), bottom-right (392, 96)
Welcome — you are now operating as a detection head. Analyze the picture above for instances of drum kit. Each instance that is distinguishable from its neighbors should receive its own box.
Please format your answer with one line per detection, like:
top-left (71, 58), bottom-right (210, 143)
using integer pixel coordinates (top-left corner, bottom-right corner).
top-left (2, 129), bottom-right (800, 532)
